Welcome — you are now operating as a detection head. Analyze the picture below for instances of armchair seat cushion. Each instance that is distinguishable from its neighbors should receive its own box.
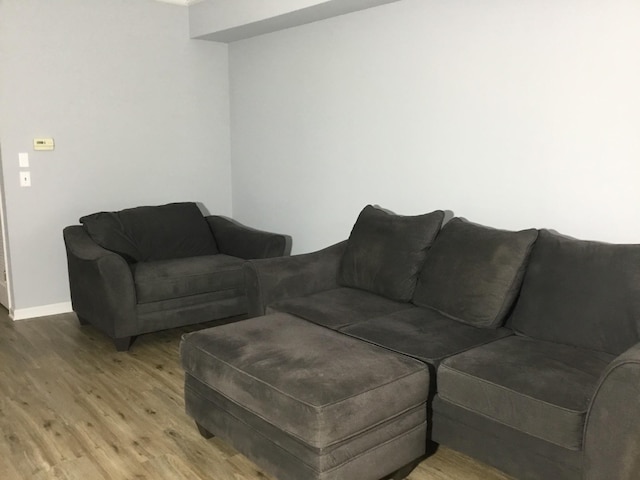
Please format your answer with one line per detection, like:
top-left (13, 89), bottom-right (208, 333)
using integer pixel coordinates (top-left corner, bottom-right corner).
top-left (437, 336), bottom-right (614, 450)
top-left (268, 287), bottom-right (413, 330)
top-left (132, 254), bottom-right (245, 304)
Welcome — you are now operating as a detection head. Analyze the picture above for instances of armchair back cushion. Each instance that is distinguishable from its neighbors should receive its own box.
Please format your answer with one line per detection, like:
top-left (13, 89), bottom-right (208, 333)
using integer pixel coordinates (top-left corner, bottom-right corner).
top-left (80, 202), bottom-right (218, 262)
top-left (338, 205), bottom-right (444, 302)
top-left (412, 218), bottom-right (538, 328)
top-left (507, 229), bottom-right (640, 355)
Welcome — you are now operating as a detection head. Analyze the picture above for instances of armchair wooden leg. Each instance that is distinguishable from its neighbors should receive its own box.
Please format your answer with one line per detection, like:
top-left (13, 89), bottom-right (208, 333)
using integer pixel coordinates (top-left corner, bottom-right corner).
top-left (113, 336), bottom-right (135, 352)
top-left (196, 422), bottom-right (214, 439)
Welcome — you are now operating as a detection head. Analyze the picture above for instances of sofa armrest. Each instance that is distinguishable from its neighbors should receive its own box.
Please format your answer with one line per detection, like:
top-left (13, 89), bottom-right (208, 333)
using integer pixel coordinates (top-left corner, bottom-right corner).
top-left (206, 216), bottom-right (291, 260)
top-left (583, 342), bottom-right (640, 480)
top-left (63, 226), bottom-right (137, 338)
top-left (242, 240), bottom-right (347, 317)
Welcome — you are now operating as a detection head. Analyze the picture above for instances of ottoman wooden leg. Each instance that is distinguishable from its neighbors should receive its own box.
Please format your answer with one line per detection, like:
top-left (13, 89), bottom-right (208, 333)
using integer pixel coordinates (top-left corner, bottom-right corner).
top-left (385, 457), bottom-right (424, 480)
top-left (113, 336), bottom-right (135, 352)
top-left (196, 422), bottom-right (214, 439)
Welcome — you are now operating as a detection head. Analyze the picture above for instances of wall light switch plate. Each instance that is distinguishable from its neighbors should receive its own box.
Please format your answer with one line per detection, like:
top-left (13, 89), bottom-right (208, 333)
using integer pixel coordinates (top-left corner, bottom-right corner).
top-left (20, 171), bottom-right (31, 187)
top-left (19, 152), bottom-right (29, 168)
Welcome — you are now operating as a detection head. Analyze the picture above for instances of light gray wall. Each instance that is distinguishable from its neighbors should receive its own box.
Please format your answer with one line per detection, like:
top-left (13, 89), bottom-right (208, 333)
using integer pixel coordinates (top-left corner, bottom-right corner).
top-left (229, 0), bottom-right (640, 254)
top-left (0, 0), bottom-right (231, 315)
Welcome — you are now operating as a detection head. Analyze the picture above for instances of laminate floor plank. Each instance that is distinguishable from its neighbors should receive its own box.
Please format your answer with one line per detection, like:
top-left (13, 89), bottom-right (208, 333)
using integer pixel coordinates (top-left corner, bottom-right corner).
top-left (0, 309), bottom-right (511, 480)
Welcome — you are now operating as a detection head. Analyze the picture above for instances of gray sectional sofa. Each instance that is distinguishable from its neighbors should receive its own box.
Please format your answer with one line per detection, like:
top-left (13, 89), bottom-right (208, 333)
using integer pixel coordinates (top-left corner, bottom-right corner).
top-left (236, 205), bottom-right (640, 480)
top-left (64, 202), bottom-right (289, 351)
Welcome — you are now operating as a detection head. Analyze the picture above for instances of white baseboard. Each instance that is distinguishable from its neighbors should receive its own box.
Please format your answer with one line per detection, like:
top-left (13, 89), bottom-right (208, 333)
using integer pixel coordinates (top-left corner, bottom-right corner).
top-left (11, 302), bottom-right (73, 321)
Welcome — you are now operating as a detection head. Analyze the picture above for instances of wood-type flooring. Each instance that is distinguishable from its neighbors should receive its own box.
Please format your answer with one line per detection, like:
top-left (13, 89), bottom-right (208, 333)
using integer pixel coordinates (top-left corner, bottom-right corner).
top-left (0, 309), bottom-right (512, 480)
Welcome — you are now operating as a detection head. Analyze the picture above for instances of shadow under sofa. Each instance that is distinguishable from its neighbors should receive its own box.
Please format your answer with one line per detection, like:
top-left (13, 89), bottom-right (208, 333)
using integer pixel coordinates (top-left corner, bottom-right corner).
top-left (233, 205), bottom-right (640, 480)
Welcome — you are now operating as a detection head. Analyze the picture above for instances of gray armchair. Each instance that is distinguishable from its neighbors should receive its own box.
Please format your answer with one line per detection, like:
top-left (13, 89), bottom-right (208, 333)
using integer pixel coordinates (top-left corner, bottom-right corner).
top-left (63, 202), bottom-right (290, 351)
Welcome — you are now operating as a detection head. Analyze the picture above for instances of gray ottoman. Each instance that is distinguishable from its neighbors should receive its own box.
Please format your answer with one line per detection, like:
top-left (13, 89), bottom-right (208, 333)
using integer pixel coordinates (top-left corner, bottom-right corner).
top-left (180, 313), bottom-right (430, 480)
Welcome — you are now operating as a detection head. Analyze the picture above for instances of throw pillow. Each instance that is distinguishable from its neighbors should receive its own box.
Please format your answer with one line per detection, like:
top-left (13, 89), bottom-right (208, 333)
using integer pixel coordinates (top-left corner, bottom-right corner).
top-left (81, 202), bottom-right (219, 262)
top-left (412, 218), bottom-right (538, 328)
top-left (80, 211), bottom-right (142, 262)
top-left (507, 229), bottom-right (640, 355)
top-left (338, 205), bottom-right (444, 302)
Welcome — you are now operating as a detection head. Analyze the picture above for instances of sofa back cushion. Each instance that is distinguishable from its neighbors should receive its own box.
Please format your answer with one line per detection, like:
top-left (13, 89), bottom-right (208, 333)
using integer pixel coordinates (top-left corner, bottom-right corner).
top-left (80, 202), bottom-right (218, 262)
top-left (507, 229), bottom-right (640, 355)
top-left (338, 205), bottom-right (444, 302)
top-left (412, 218), bottom-right (538, 328)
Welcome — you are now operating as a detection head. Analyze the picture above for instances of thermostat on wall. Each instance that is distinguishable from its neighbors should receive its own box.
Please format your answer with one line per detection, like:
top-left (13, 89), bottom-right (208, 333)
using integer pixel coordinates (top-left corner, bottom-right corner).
top-left (33, 138), bottom-right (55, 151)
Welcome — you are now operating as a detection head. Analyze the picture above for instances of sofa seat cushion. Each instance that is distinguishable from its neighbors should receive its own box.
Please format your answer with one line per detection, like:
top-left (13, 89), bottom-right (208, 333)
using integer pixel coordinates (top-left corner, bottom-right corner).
top-left (268, 287), bottom-right (414, 330)
top-left (437, 335), bottom-right (615, 450)
top-left (132, 254), bottom-right (245, 304)
top-left (507, 229), bottom-right (640, 355)
top-left (412, 218), bottom-right (538, 329)
top-left (81, 202), bottom-right (219, 262)
top-left (338, 205), bottom-right (444, 302)
top-left (341, 307), bottom-right (512, 369)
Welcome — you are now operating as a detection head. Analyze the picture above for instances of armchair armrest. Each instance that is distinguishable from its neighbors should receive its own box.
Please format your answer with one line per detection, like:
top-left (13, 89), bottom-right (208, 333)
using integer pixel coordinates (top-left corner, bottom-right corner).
top-left (63, 226), bottom-right (137, 338)
top-left (583, 342), bottom-right (640, 479)
top-left (242, 241), bottom-right (347, 317)
top-left (206, 216), bottom-right (291, 260)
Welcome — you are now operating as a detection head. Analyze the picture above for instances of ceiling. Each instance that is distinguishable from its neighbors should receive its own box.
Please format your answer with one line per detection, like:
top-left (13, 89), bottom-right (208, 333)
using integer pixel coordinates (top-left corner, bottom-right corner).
top-left (157, 0), bottom-right (402, 42)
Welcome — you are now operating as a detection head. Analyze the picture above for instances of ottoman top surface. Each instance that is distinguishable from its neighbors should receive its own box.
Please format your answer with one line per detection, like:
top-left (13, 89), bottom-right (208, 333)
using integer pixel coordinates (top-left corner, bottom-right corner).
top-left (180, 313), bottom-right (429, 448)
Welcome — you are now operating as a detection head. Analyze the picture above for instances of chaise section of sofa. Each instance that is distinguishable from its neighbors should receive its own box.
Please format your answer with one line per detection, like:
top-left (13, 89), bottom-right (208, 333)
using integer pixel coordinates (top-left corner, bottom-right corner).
top-left (64, 202), bottom-right (290, 350)
top-left (432, 229), bottom-right (640, 480)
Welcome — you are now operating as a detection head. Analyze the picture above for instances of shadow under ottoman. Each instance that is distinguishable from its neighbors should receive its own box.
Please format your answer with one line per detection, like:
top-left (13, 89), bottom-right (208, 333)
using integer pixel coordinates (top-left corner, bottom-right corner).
top-left (180, 313), bottom-right (430, 480)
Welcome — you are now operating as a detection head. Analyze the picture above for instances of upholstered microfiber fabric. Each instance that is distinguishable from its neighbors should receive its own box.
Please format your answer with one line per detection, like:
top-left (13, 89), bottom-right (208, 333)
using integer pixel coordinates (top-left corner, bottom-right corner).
top-left (341, 306), bottom-right (513, 368)
top-left (338, 205), bottom-right (444, 301)
top-left (80, 202), bottom-right (218, 262)
top-left (412, 218), bottom-right (538, 328)
top-left (180, 313), bottom-right (429, 449)
top-left (184, 374), bottom-right (427, 480)
top-left (185, 374), bottom-right (426, 473)
top-left (583, 343), bottom-right (640, 479)
top-left (268, 287), bottom-right (414, 330)
top-left (431, 396), bottom-right (583, 480)
top-left (437, 335), bottom-right (614, 450)
top-left (507, 229), bottom-right (640, 355)
top-left (131, 254), bottom-right (245, 304)
top-left (244, 241), bottom-right (347, 318)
